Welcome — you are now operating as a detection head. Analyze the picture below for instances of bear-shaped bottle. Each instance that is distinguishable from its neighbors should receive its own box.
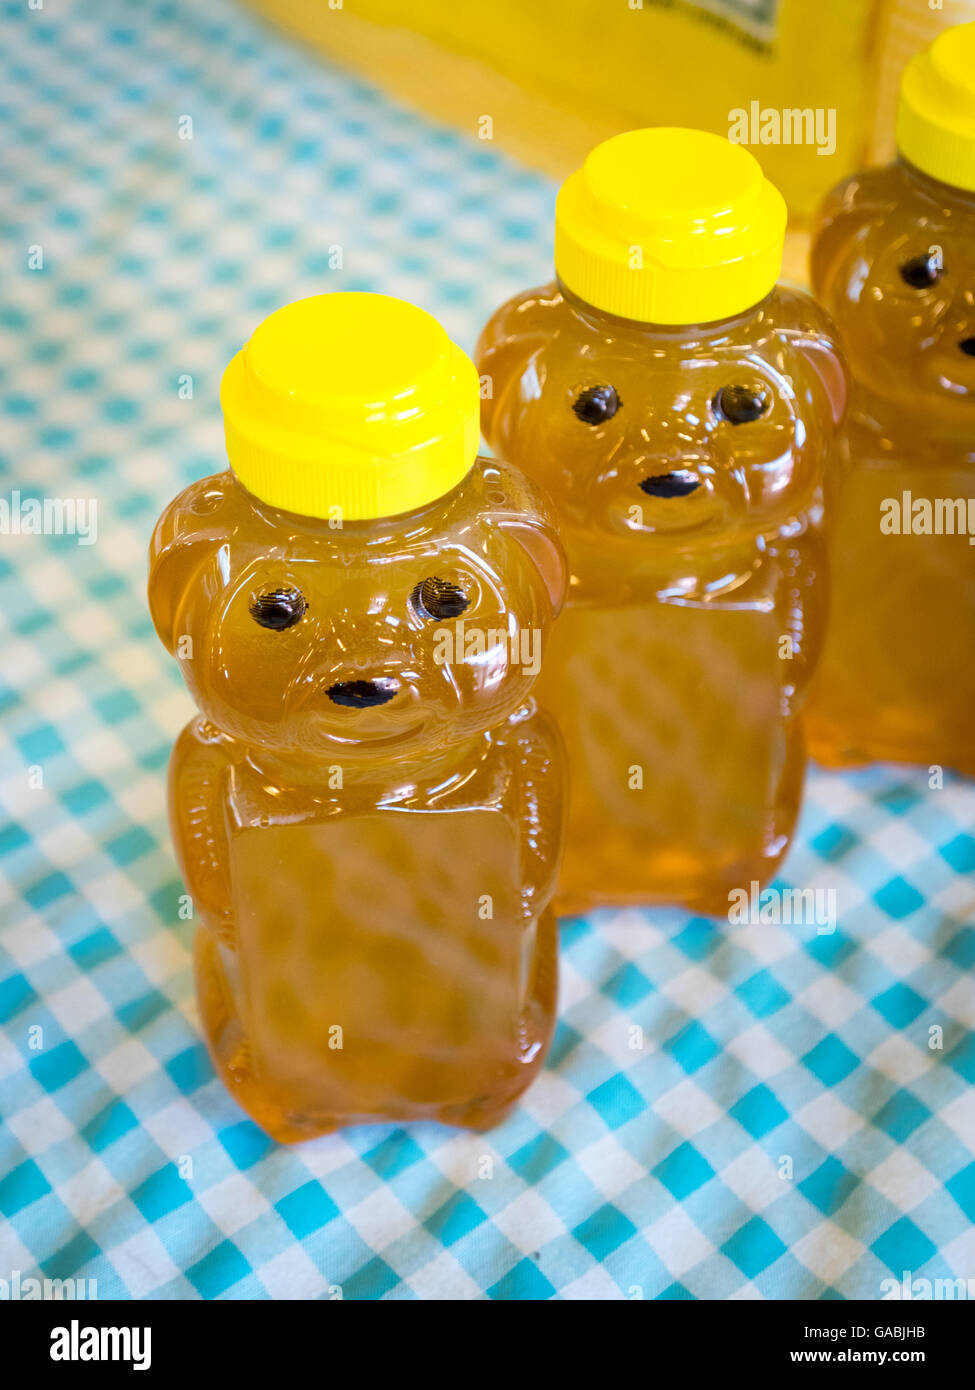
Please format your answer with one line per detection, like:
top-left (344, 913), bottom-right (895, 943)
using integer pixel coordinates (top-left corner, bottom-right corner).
top-left (148, 293), bottom-right (567, 1140)
top-left (477, 129), bottom-right (847, 915)
top-left (805, 23), bottom-right (975, 775)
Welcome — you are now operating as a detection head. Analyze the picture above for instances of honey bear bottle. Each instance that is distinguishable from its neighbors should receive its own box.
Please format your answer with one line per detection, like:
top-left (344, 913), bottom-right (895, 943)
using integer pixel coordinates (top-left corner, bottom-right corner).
top-left (476, 129), bottom-right (847, 915)
top-left (148, 293), bottom-right (567, 1141)
top-left (805, 23), bottom-right (975, 775)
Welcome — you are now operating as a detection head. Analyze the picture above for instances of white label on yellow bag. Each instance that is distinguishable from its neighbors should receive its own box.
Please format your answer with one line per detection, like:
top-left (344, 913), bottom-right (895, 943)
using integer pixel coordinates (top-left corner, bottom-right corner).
top-left (639, 0), bottom-right (781, 48)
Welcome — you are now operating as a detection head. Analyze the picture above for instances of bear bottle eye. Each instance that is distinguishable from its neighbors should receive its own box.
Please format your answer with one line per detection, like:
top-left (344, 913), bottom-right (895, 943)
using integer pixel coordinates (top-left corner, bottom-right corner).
top-left (572, 384), bottom-right (621, 424)
top-left (712, 384), bottom-right (771, 425)
top-left (250, 586), bottom-right (306, 630)
top-left (899, 249), bottom-right (944, 289)
top-left (411, 576), bottom-right (470, 622)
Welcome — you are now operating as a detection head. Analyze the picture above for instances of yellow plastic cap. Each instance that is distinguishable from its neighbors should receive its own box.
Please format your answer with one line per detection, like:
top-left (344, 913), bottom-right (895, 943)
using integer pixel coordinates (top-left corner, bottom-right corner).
top-left (220, 293), bottom-right (480, 521)
top-left (896, 22), bottom-right (975, 194)
top-left (554, 127), bottom-right (787, 325)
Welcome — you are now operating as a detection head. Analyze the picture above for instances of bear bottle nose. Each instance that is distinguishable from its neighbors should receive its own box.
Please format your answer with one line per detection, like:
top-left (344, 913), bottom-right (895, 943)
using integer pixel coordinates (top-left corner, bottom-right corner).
top-left (326, 677), bottom-right (400, 709)
top-left (958, 337), bottom-right (975, 357)
top-left (639, 471), bottom-right (702, 498)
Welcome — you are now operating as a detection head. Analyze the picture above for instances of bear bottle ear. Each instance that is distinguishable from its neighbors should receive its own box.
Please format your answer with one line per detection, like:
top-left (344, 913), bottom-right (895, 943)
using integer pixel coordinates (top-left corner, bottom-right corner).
top-left (795, 331), bottom-right (849, 429)
top-left (474, 286), bottom-right (559, 439)
top-left (147, 477), bottom-right (231, 654)
top-left (808, 169), bottom-right (895, 349)
top-left (774, 288), bottom-right (850, 430)
top-left (809, 174), bottom-right (884, 307)
top-left (496, 514), bottom-right (568, 618)
top-left (481, 464), bottom-right (567, 617)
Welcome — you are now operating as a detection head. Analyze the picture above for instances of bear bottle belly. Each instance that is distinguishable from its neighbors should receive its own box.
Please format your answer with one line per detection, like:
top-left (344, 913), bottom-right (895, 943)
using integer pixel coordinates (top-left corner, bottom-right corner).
top-left (807, 449), bottom-right (975, 772)
top-left (209, 809), bottom-right (545, 1135)
top-left (541, 597), bottom-right (799, 914)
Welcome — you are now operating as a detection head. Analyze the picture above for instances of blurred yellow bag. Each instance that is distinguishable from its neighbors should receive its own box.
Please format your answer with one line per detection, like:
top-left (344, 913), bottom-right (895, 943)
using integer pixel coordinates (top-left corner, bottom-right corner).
top-left (247, 0), bottom-right (975, 221)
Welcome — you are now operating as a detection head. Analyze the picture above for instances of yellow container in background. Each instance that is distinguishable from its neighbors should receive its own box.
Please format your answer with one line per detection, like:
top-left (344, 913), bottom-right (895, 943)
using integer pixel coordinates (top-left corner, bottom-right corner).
top-left (246, 0), bottom-right (975, 226)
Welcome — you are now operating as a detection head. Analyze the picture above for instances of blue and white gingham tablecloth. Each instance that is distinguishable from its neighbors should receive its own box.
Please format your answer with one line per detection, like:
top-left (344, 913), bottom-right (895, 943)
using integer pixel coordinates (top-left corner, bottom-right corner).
top-left (0, 0), bottom-right (973, 1300)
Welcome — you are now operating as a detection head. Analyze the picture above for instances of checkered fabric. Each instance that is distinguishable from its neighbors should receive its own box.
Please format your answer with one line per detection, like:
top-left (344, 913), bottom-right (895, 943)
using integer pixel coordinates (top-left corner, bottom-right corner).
top-left (1, 0), bottom-right (973, 1302)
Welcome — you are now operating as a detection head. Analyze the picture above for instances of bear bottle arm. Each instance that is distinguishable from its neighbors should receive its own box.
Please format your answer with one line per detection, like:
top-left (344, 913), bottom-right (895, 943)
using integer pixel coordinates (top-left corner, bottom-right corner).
top-left (500, 706), bottom-right (567, 922)
top-left (168, 718), bottom-right (236, 940)
top-left (765, 522), bottom-right (828, 717)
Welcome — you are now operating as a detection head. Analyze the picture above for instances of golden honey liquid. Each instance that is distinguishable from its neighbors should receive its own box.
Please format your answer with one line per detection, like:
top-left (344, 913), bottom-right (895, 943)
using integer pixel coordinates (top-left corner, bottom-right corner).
top-left (149, 461), bottom-right (565, 1140)
top-left (806, 159), bottom-right (975, 774)
top-left (477, 283), bottom-right (845, 914)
